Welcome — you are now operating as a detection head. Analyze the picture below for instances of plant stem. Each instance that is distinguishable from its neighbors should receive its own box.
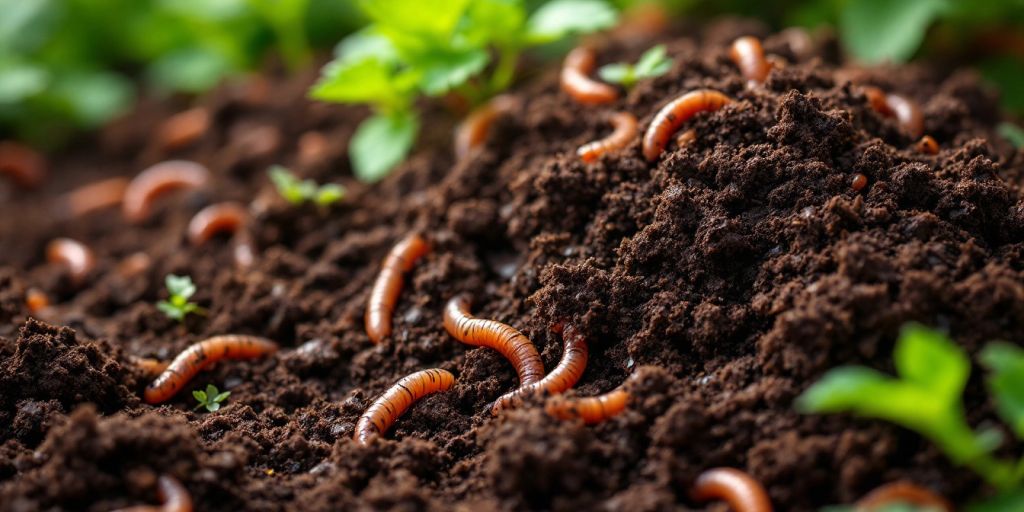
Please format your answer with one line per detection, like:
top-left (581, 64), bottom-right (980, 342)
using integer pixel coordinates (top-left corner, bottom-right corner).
top-left (488, 46), bottom-right (520, 96)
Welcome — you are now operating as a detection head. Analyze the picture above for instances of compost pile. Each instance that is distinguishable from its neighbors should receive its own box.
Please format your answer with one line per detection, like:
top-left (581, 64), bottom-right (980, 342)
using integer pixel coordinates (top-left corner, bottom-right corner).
top-left (1, 21), bottom-right (1023, 511)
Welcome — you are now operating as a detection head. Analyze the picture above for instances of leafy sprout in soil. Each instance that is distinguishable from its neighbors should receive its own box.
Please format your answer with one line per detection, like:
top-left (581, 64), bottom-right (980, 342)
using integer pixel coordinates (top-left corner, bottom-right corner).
top-left (156, 274), bottom-right (206, 322)
top-left (193, 384), bottom-right (231, 412)
top-left (598, 44), bottom-right (673, 88)
top-left (309, 0), bottom-right (618, 182)
top-left (798, 324), bottom-right (1024, 509)
top-left (269, 165), bottom-right (345, 206)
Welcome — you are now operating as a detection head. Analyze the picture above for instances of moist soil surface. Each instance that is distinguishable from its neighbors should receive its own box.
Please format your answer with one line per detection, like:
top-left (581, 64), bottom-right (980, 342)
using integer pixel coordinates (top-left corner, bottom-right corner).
top-left (1, 20), bottom-right (1023, 511)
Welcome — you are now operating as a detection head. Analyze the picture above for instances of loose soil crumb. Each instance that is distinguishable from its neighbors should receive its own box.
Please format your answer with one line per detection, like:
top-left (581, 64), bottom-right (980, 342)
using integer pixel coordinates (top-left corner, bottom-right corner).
top-left (1, 21), bottom-right (1023, 511)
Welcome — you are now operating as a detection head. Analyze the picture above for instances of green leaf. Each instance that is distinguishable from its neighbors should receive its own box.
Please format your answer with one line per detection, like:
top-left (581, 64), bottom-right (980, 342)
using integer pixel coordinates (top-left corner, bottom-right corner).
top-left (998, 123), bottom-right (1024, 149)
top-left (967, 488), bottom-right (1024, 512)
top-left (980, 342), bottom-right (1024, 438)
top-left (0, 61), bottom-right (48, 104)
top-left (334, 28), bottom-right (399, 63)
top-left (314, 183), bottom-right (345, 206)
top-left (598, 63), bottom-right (634, 87)
top-left (309, 56), bottom-right (414, 110)
top-left (461, 0), bottom-right (526, 48)
top-left (526, 0), bottom-right (617, 44)
top-left (350, 111), bottom-right (418, 183)
top-left (147, 48), bottom-right (234, 93)
top-left (205, 384), bottom-right (219, 397)
top-left (268, 166), bottom-right (305, 204)
top-left (213, 391), bottom-right (231, 402)
top-left (193, 389), bottom-right (208, 402)
top-left (358, 0), bottom-right (471, 55)
top-left (634, 44), bottom-right (672, 79)
top-left (165, 275), bottom-right (196, 299)
top-left (156, 301), bottom-right (184, 321)
top-left (49, 71), bottom-right (133, 127)
top-left (839, 0), bottom-right (949, 64)
top-left (796, 366), bottom-right (947, 427)
top-left (418, 48), bottom-right (489, 95)
top-left (894, 323), bottom-right (969, 402)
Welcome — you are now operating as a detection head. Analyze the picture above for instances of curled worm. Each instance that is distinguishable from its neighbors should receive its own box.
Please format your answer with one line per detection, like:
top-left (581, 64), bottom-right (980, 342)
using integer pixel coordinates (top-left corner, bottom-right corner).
top-left (454, 95), bottom-right (517, 160)
top-left (545, 378), bottom-right (630, 424)
top-left (365, 234), bottom-right (431, 343)
top-left (729, 36), bottom-right (771, 83)
top-left (855, 481), bottom-right (951, 512)
top-left (642, 89), bottom-right (732, 161)
top-left (112, 474), bottom-right (192, 512)
top-left (863, 86), bottom-right (924, 139)
top-left (0, 141), bottom-right (46, 189)
top-left (134, 357), bottom-right (171, 377)
top-left (444, 294), bottom-right (545, 386)
top-left (690, 467), bottom-right (773, 512)
top-left (157, 107), bottom-right (210, 152)
top-left (46, 238), bottom-right (96, 284)
top-left (577, 112), bottom-right (639, 163)
top-left (917, 135), bottom-right (939, 155)
top-left (355, 368), bottom-right (455, 445)
top-left (59, 177), bottom-right (130, 219)
top-left (492, 322), bottom-right (588, 414)
top-left (144, 335), bottom-right (278, 404)
top-left (123, 160), bottom-right (211, 223)
top-left (561, 46), bottom-right (619, 105)
top-left (187, 202), bottom-right (254, 267)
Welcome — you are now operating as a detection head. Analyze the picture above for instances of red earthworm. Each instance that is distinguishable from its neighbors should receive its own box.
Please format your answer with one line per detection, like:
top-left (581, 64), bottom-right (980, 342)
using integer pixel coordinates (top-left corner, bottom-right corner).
top-left (577, 112), bottom-right (638, 163)
top-left (112, 474), bottom-right (192, 512)
top-left (365, 234), bottom-right (431, 343)
top-left (855, 481), bottom-right (952, 512)
top-left (730, 36), bottom-right (771, 83)
top-left (123, 160), bottom-right (211, 223)
top-left (143, 335), bottom-right (278, 404)
top-left (454, 95), bottom-right (517, 160)
top-left (444, 294), bottom-right (545, 385)
top-left (58, 177), bottom-right (130, 219)
top-left (852, 173), bottom-right (868, 192)
top-left (642, 89), bottom-right (732, 161)
top-left (492, 322), bottom-right (589, 414)
top-left (187, 202), bottom-right (248, 245)
top-left (917, 135), bottom-right (939, 155)
top-left (157, 107), bottom-right (210, 152)
top-left (545, 379), bottom-right (630, 424)
top-left (561, 46), bottom-right (619, 105)
top-left (355, 368), bottom-right (455, 445)
top-left (46, 238), bottom-right (96, 284)
top-left (863, 86), bottom-right (924, 139)
top-left (134, 357), bottom-right (171, 377)
top-left (690, 467), bottom-right (773, 512)
top-left (0, 141), bottom-right (46, 188)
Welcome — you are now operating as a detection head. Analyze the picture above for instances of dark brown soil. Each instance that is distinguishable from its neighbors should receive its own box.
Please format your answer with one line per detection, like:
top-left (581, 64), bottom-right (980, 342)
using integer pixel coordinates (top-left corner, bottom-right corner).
top-left (2, 20), bottom-right (1024, 511)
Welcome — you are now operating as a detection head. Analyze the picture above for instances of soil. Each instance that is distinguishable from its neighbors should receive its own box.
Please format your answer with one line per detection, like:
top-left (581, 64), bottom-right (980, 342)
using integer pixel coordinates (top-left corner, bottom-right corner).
top-left (2, 18), bottom-right (1024, 511)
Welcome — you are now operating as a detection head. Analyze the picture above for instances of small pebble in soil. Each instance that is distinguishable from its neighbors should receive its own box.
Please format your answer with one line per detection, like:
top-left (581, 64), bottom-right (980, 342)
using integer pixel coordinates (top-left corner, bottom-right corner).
top-left (851, 173), bottom-right (868, 191)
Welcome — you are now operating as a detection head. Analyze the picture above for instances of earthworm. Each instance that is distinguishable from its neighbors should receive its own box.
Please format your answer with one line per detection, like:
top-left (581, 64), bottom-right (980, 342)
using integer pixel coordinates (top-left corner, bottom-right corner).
top-left (59, 177), bottom-right (130, 219)
top-left (917, 135), bottom-right (939, 155)
top-left (577, 112), bottom-right (638, 163)
top-left (365, 234), bottom-right (431, 343)
top-left (492, 322), bottom-right (589, 414)
top-left (134, 357), bottom-right (171, 377)
top-left (46, 238), bottom-right (96, 284)
top-left (123, 160), bottom-right (211, 223)
top-left (454, 95), bottom-right (517, 160)
top-left (863, 86), bottom-right (924, 139)
top-left (157, 107), bottom-right (210, 152)
top-left (855, 481), bottom-right (952, 512)
top-left (642, 89), bottom-right (732, 161)
top-left (0, 141), bottom-right (46, 188)
top-left (690, 467), bottom-right (773, 512)
top-left (355, 368), bottom-right (455, 445)
top-left (544, 379), bottom-right (629, 424)
top-left (186, 202), bottom-right (254, 267)
top-left (852, 173), bottom-right (868, 192)
top-left (444, 294), bottom-right (545, 385)
top-left (143, 335), bottom-right (278, 404)
top-left (561, 46), bottom-right (619, 105)
top-left (730, 36), bottom-right (771, 83)
top-left (112, 474), bottom-right (193, 512)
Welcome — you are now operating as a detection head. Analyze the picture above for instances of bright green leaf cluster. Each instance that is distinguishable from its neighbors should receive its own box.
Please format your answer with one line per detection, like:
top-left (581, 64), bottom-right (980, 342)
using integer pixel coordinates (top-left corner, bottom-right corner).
top-left (269, 166), bottom-right (346, 206)
top-left (598, 44), bottom-right (672, 88)
top-left (310, 0), bottom-right (618, 182)
top-left (193, 384), bottom-right (231, 412)
top-left (156, 274), bottom-right (206, 322)
top-left (798, 323), bottom-right (1024, 507)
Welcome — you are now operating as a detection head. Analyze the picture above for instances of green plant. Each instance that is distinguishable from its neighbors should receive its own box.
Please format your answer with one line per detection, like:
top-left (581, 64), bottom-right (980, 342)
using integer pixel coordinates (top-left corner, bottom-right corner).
top-left (798, 323), bottom-right (1024, 509)
top-left (999, 122), bottom-right (1024, 149)
top-left (193, 384), bottom-right (231, 412)
top-left (598, 44), bottom-right (672, 88)
top-left (269, 166), bottom-right (345, 206)
top-left (310, 0), bottom-right (618, 182)
top-left (156, 274), bottom-right (206, 322)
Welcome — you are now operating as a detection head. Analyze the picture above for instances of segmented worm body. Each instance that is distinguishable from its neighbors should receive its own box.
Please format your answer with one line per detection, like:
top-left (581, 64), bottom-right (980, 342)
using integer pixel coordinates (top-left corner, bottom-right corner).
top-left (577, 112), bottom-right (638, 163)
top-left (143, 335), bottom-right (278, 404)
top-left (112, 475), bottom-right (192, 512)
top-left (642, 89), bottom-right (732, 161)
top-left (855, 481), bottom-right (951, 511)
top-left (59, 177), bottom-right (130, 219)
top-left (187, 202), bottom-right (248, 246)
top-left (492, 323), bottom-right (588, 414)
top-left (355, 368), bottom-right (455, 445)
top-left (863, 86), bottom-right (924, 139)
top-left (444, 294), bottom-right (545, 386)
top-left (545, 380), bottom-right (629, 424)
top-left (134, 357), bottom-right (171, 377)
top-left (917, 135), bottom-right (939, 155)
top-left (561, 46), bottom-right (619, 105)
top-left (0, 141), bottom-right (46, 188)
top-left (123, 160), bottom-right (211, 223)
top-left (730, 36), bottom-right (771, 83)
top-left (454, 95), bottom-right (516, 160)
top-left (46, 238), bottom-right (96, 284)
top-left (690, 467), bottom-right (773, 512)
top-left (365, 234), bottom-right (431, 343)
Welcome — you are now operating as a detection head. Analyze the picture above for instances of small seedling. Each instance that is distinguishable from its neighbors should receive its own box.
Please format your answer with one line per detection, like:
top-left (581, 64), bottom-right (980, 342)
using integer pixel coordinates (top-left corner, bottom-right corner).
top-left (156, 274), bottom-right (206, 322)
top-left (269, 166), bottom-right (345, 206)
top-left (193, 384), bottom-right (231, 412)
top-left (798, 323), bottom-right (1024, 510)
top-left (598, 44), bottom-right (673, 88)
